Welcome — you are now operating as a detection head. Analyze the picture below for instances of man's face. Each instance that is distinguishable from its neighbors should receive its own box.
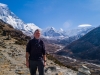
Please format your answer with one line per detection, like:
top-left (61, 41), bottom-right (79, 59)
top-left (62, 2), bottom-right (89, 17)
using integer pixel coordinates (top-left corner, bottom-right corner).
top-left (34, 30), bottom-right (41, 39)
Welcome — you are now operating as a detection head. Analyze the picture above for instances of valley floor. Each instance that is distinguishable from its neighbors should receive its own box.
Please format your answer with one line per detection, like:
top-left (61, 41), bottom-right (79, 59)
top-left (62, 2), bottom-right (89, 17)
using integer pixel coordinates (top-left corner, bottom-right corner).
top-left (53, 54), bottom-right (100, 75)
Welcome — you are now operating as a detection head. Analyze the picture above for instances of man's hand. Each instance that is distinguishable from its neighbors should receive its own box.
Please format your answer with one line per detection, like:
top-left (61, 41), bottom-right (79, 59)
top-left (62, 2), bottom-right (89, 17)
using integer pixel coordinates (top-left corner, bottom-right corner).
top-left (44, 62), bottom-right (46, 67)
top-left (43, 55), bottom-right (46, 67)
top-left (26, 61), bottom-right (29, 68)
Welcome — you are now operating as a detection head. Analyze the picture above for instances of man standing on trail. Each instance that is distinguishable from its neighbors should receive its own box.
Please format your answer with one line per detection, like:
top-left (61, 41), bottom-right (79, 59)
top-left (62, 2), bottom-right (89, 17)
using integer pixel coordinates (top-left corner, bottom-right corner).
top-left (26, 29), bottom-right (46, 75)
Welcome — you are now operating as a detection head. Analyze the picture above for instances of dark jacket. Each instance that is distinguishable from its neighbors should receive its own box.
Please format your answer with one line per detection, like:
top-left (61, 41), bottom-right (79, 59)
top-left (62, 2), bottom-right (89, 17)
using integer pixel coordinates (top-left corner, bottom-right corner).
top-left (26, 38), bottom-right (46, 61)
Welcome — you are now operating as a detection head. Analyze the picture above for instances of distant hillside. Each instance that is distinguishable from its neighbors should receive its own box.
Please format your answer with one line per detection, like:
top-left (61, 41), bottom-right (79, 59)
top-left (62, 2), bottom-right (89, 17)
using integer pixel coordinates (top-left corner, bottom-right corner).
top-left (57, 26), bottom-right (100, 64)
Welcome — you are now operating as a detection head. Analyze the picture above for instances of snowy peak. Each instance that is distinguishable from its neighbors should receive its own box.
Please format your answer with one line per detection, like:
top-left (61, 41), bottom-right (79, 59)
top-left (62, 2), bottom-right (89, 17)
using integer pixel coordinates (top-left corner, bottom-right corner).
top-left (0, 3), bottom-right (7, 8)
top-left (0, 3), bottom-right (22, 29)
top-left (58, 28), bottom-right (64, 33)
top-left (42, 27), bottom-right (64, 38)
top-left (0, 3), bottom-right (40, 36)
top-left (50, 27), bottom-right (55, 30)
top-left (59, 28), bottom-right (64, 32)
top-left (45, 27), bottom-right (56, 32)
top-left (25, 23), bottom-right (39, 30)
top-left (47, 27), bottom-right (56, 33)
top-left (23, 23), bottom-right (41, 35)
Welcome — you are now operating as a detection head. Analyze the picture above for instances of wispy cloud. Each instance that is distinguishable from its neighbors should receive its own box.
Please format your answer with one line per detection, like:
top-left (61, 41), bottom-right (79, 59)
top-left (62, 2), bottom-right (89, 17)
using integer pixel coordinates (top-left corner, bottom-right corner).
top-left (63, 21), bottom-right (72, 29)
top-left (78, 24), bottom-right (92, 27)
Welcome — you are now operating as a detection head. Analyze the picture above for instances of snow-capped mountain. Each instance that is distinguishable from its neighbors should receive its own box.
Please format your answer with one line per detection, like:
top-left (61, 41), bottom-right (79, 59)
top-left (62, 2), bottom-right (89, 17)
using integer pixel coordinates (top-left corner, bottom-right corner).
top-left (0, 3), bottom-right (40, 36)
top-left (42, 27), bottom-right (67, 39)
top-left (42, 26), bottom-right (94, 39)
top-left (41, 26), bottom-right (94, 45)
top-left (65, 26), bottom-right (95, 37)
top-left (58, 28), bottom-right (64, 33)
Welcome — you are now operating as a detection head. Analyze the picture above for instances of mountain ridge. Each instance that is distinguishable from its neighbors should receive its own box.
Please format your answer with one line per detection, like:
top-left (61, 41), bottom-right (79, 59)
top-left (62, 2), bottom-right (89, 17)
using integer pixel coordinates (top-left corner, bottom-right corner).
top-left (57, 26), bottom-right (100, 64)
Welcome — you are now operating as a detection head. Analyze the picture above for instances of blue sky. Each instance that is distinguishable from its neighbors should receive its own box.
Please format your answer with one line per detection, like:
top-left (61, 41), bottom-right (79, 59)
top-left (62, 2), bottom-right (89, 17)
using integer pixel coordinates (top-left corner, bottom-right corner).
top-left (0, 0), bottom-right (100, 30)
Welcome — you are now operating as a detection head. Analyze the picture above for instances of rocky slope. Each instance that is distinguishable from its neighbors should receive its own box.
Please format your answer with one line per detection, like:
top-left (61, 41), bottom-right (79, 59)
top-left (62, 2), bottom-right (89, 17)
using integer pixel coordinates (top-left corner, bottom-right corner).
top-left (0, 37), bottom-right (77, 75)
top-left (57, 26), bottom-right (100, 64)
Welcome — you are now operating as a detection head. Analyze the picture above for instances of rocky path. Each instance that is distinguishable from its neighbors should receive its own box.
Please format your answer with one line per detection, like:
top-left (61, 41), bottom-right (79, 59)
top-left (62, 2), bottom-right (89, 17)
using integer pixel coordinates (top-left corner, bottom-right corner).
top-left (0, 37), bottom-right (77, 75)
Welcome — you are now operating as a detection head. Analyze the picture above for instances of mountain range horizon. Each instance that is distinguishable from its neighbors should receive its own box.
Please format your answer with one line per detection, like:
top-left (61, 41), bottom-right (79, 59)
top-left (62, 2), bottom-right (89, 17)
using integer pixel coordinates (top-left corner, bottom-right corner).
top-left (0, 2), bottom-right (95, 39)
top-left (0, 3), bottom-right (96, 30)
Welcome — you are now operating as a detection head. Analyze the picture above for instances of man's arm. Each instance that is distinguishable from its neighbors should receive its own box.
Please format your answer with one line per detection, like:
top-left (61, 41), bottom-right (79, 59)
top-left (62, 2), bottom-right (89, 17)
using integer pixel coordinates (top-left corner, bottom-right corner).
top-left (26, 40), bottom-right (31, 60)
top-left (42, 41), bottom-right (46, 65)
top-left (43, 55), bottom-right (46, 62)
top-left (26, 40), bottom-right (31, 68)
top-left (26, 52), bottom-right (30, 62)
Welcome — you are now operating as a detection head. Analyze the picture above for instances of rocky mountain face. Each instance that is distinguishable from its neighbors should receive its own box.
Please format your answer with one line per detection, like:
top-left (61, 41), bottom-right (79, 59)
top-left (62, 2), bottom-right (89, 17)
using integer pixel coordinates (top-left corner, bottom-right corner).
top-left (0, 19), bottom-right (78, 75)
top-left (57, 26), bottom-right (100, 64)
